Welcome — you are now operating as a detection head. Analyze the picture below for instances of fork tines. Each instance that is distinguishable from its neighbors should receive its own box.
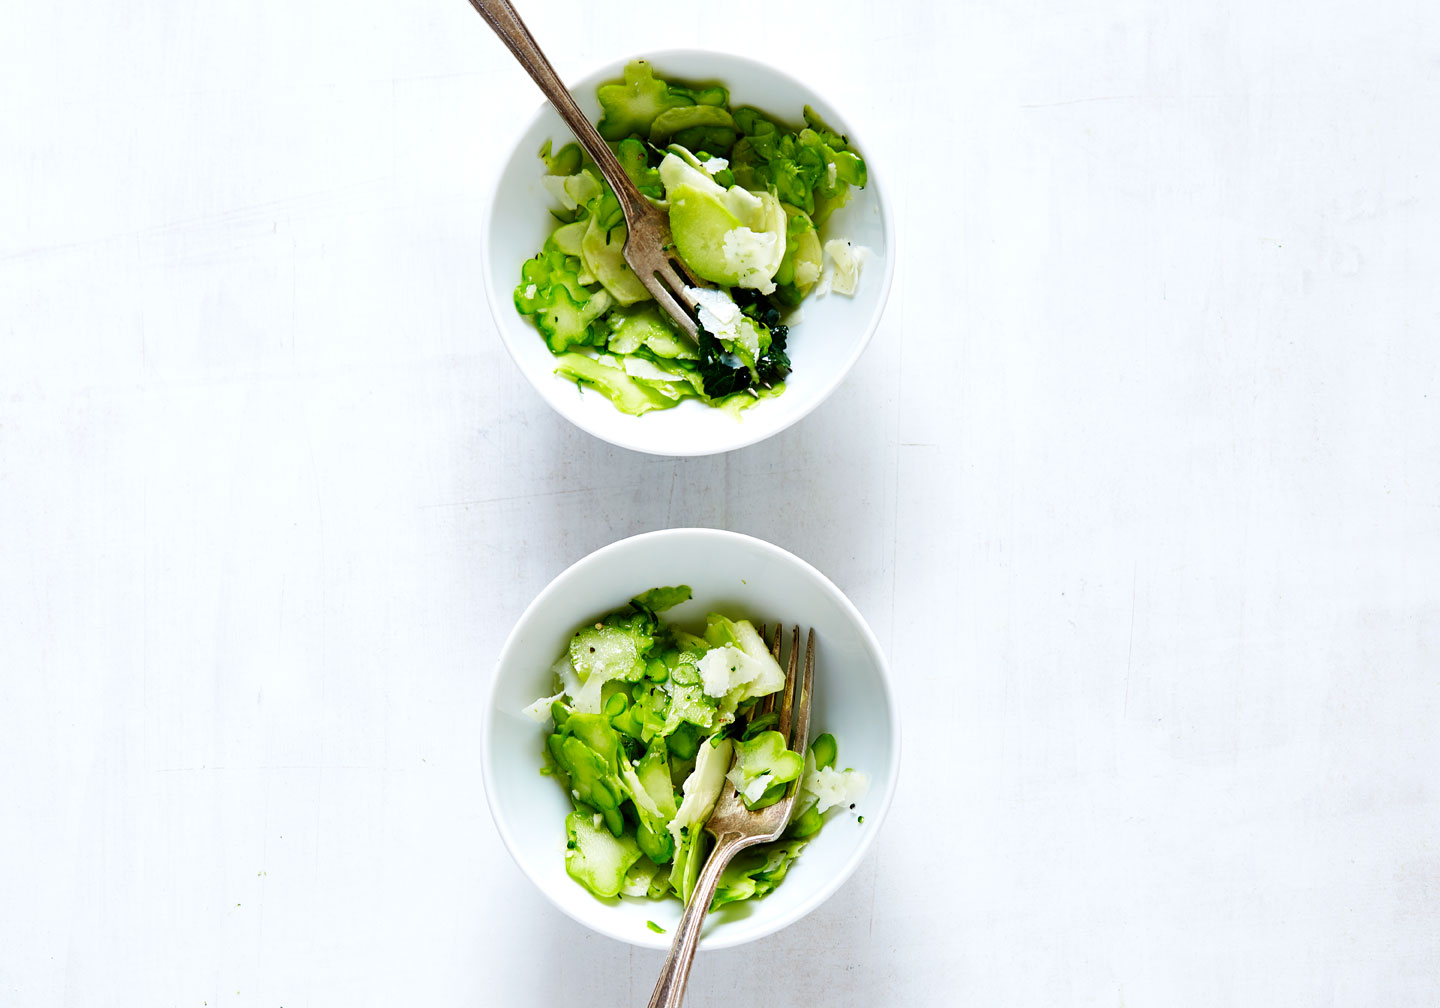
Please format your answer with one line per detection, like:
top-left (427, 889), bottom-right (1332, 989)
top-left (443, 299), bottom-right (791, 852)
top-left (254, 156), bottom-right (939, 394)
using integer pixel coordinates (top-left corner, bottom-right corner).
top-left (761, 624), bottom-right (814, 759)
top-left (622, 210), bottom-right (702, 344)
top-left (640, 263), bottom-right (701, 342)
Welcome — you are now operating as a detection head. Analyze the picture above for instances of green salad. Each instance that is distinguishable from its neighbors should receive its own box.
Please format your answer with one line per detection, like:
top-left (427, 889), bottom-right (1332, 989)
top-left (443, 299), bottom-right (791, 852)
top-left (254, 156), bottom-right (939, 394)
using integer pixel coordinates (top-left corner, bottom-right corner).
top-left (514, 60), bottom-right (870, 416)
top-left (522, 586), bottom-right (867, 907)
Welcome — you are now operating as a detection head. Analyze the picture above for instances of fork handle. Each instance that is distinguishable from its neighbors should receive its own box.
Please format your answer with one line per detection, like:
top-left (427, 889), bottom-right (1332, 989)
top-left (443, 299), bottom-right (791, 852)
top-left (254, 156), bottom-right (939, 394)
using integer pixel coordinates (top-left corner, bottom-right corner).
top-left (645, 831), bottom-right (756, 1008)
top-left (465, 0), bottom-right (652, 225)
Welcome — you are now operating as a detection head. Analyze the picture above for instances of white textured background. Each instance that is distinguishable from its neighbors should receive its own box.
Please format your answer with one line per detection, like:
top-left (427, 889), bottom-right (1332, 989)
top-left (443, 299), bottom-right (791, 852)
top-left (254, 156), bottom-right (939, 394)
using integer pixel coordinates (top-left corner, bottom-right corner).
top-left (3, 0), bottom-right (1439, 1005)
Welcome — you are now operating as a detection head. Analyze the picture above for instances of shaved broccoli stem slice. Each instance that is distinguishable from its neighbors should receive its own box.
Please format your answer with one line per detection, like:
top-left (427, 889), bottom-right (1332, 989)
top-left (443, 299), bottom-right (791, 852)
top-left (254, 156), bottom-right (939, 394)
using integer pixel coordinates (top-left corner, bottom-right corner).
top-left (630, 585), bottom-right (692, 616)
top-left (565, 811), bottom-right (642, 898)
top-left (596, 60), bottom-right (695, 141)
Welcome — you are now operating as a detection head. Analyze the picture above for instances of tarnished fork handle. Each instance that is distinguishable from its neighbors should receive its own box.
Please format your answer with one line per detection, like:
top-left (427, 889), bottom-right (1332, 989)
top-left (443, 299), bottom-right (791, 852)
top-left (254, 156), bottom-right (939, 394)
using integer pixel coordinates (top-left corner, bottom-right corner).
top-left (466, 0), bottom-right (702, 343)
top-left (646, 626), bottom-right (815, 1008)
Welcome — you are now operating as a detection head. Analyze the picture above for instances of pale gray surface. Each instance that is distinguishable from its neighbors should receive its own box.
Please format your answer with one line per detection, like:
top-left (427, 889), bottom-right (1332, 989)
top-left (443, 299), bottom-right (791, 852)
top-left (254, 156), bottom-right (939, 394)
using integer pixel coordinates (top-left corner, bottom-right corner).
top-left (3, 0), bottom-right (1439, 1005)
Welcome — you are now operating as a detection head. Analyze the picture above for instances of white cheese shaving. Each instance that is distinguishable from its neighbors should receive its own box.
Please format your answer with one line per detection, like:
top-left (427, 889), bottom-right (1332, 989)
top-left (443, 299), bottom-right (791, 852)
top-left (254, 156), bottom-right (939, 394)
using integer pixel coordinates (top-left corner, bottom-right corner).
top-left (696, 645), bottom-right (776, 699)
top-left (686, 286), bottom-right (742, 341)
top-left (562, 652), bottom-right (609, 715)
top-left (554, 654), bottom-right (583, 699)
top-left (668, 738), bottom-right (733, 848)
top-left (520, 690), bottom-right (564, 723)
top-left (726, 766), bottom-right (774, 804)
top-left (803, 763), bottom-right (870, 814)
top-left (816, 239), bottom-right (871, 297)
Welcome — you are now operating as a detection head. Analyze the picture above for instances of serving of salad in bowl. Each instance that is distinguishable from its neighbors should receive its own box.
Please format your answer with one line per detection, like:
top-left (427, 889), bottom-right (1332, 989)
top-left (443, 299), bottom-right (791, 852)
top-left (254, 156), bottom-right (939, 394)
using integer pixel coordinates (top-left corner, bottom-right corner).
top-left (483, 529), bottom-right (899, 949)
top-left (483, 50), bottom-right (894, 456)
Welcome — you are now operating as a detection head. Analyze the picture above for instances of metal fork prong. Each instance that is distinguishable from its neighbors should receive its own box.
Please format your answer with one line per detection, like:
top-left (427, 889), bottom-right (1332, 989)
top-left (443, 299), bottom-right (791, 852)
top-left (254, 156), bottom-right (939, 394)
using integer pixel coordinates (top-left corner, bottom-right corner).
top-left (652, 263), bottom-right (701, 310)
top-left (656, 252), bottom-right (702, 293)
top-left (754, 625), bottom-right (776, 719)
top-left (777, 625), bottom-right (800, 748)
top-left (640, 273), bottom-right (699, 341)
top-left (648, 252), bottom-right (705, 311)
top-left (792, 628), bottom-right (815, 756)
top-left (650, 625), bottom-right (813, 1008)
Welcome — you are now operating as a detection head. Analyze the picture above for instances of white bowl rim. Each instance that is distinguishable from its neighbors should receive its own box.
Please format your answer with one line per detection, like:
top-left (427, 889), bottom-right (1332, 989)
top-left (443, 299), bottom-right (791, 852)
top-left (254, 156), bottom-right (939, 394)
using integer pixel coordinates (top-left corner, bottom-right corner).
top-left (479, 47), bottom-right (897, 458)
top-left (481, 527), bottom-right (902, 949)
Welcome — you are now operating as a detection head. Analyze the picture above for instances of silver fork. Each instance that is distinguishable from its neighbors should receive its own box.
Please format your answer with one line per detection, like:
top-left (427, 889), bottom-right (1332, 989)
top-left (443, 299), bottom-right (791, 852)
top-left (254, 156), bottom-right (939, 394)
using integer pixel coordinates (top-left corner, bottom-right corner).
top-left (467, 0), bottom-right (703, 343)
top-left (645, 625), bottom-right (815, 1008)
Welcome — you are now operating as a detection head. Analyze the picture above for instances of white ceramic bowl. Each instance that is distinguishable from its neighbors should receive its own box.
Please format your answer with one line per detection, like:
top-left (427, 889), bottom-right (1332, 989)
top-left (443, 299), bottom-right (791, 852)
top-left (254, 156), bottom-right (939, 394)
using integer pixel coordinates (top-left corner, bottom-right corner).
top-left (482, 49), bottom-right (894, 457)
top-left (483, 528), bottom-right (899, 949)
